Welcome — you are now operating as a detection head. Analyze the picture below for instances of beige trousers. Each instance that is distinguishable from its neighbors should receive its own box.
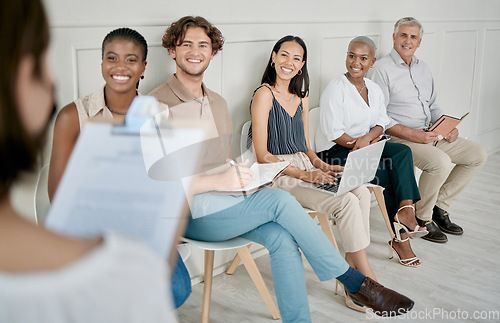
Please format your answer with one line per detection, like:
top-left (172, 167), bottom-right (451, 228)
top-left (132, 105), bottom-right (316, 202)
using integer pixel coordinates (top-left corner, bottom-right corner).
top-left (272, 152), bottom-right (371, 253)
top-left (389, 136), bottom-right (487, 221)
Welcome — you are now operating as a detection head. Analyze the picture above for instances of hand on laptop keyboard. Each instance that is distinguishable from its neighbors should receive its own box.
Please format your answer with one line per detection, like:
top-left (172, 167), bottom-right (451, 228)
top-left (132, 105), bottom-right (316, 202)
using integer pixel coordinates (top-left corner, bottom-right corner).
top-left (302, 170), bottom-right (337, 185)
top-left (317, 182), bottom-right (340, 193)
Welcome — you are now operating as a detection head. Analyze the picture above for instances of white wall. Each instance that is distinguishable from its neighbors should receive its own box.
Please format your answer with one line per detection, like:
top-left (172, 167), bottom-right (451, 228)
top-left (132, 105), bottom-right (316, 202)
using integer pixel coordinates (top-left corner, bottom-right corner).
top-left (41, 0), bottom-right (500, 281)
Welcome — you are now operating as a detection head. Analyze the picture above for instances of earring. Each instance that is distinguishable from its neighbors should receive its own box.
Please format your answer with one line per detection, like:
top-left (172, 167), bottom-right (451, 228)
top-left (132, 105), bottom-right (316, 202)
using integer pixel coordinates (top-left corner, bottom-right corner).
top-left (297, 69), bottom-right (302, 75)
top-left (271, 62), bottom-right (275, 68)
top-left (140, 74), bottom-right (144, 80)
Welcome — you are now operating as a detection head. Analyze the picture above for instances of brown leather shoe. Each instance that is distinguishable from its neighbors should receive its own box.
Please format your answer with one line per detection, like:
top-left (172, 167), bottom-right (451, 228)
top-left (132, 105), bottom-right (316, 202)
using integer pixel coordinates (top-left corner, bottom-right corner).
top-left (346, 277), bottom-right (414, 316)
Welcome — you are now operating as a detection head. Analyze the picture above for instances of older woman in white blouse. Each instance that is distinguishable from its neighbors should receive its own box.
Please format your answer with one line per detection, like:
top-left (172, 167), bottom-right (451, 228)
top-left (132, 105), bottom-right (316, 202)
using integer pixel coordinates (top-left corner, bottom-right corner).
top-left (316, 36), bottom-right (427, 268)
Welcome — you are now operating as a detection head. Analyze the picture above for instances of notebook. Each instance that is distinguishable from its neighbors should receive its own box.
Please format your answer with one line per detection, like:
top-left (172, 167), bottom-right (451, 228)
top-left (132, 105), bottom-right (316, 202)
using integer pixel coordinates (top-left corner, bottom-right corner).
top-left (300, 140), bottom-right (386, 196)
top-left (427, 112), bottom-right (469, 140)
top-left (213, 161), bottom-right (289, 195)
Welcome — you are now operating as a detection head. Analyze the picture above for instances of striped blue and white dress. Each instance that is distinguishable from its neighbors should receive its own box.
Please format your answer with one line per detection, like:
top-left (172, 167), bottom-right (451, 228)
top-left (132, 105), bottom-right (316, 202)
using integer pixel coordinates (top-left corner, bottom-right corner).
top-left (248, 84), bottom-right (308, 155)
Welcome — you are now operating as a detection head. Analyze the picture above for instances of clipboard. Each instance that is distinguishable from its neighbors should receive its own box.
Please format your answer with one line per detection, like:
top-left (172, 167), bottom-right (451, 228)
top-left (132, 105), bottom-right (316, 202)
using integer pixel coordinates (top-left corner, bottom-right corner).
top-left (428, 112), bottom-right (469, 140)
top-left (45, 96), bottom-right (205, 265)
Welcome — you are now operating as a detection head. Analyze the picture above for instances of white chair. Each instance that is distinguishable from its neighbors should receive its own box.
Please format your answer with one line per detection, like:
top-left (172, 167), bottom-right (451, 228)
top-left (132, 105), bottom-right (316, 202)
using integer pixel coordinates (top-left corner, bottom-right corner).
top-left (177, 242), bottom-right (191, 262)
top-left (308, 107), bottom-right (395, 240)
top-left (34, 164), bottom-right (50, 225)
top-left (307, 107), bottom-right (320, 153)
top-left (240, 121), bottom-right (254, 163)
top-left (182, 237), bottom-right (280, 322)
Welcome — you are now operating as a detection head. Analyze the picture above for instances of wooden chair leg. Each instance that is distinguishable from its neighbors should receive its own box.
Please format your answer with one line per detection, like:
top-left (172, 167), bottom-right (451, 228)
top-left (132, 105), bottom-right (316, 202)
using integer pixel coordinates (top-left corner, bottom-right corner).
top-left (368, 186), bottom-right (395, 240)
top-left (309, 211), bottom-right (341, 295)
top-left (312, 212), bottom-right (340, 251)
top-left (202, 250), bottom-right (215, 323)
top-left (237, 246), bottom-right (281, 320)
top-left (226, 250), bottom-right (243, 275)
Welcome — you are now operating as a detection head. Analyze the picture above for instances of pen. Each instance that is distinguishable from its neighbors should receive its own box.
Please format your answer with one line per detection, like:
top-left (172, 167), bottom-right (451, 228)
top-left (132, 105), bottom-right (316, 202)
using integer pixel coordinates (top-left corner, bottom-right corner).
top-left (225, 158), bottom-right (247, 198)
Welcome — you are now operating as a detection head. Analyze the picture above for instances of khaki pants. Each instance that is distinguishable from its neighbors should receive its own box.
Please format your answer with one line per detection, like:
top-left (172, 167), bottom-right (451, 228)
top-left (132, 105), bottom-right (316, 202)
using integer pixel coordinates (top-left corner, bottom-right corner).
top-left (389, 136), bottom-right (487, 221)
top-left (272, 152), bottom-right (371, 253)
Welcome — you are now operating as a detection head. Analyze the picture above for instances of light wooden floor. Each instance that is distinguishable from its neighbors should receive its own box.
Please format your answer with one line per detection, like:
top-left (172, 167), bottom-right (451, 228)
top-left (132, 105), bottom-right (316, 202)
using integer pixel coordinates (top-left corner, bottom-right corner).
top-left (177, 152), bottom-right (500, 322)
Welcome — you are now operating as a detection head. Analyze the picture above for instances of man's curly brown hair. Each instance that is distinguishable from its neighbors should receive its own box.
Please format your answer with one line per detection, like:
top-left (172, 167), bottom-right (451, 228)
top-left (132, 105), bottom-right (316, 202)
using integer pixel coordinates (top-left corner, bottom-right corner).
top-left (162, 16), bottom-right (224, 55)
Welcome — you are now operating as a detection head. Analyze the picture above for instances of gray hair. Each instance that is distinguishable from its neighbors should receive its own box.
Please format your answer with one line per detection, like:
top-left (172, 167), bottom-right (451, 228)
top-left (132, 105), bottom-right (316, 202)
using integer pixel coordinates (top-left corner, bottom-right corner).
top-left (394, 17), bottom-right (423, 39)
top-left (348, 36), bottom-right (377, 56)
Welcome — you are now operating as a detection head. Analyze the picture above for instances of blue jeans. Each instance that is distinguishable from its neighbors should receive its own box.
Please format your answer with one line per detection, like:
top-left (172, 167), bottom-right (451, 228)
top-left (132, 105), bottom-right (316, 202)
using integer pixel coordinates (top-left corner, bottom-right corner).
top-left (185, 187), bottom-right (350, 323)
top-left (171, 253), bottom-right (191, 308)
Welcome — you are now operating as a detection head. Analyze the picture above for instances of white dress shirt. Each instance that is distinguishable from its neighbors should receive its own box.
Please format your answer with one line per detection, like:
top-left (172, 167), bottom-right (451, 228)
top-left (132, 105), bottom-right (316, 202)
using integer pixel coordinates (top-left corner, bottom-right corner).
top-left (315, 75), bottom-right (390, 153)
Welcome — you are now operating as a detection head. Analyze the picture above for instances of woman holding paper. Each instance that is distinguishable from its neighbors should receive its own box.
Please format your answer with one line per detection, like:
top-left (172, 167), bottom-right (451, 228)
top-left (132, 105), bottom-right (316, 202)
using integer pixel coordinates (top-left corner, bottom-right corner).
top-left (315, 36), bottom-right (426, 267)
top-left (0, 1), bottom-right (176, 321)
top-left (250, 35), bottom-right (378, 312)
top-left (48, 28), bottom-right (168, 201)
top-left (47, 28), bottom-right (190, 308)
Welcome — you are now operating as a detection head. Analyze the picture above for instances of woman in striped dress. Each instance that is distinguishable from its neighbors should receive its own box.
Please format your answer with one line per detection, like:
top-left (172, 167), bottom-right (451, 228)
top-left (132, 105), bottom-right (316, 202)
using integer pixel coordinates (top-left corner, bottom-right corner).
top-left (249, 35), bottom-right (376, 313)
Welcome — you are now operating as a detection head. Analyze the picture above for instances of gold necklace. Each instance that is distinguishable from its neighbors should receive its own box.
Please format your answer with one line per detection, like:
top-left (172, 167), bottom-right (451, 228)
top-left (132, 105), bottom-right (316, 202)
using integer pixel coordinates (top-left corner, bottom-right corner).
top-left (273, 86), bottom-right (294, 102)
top-left (345, 73), bottom-right (366, 94)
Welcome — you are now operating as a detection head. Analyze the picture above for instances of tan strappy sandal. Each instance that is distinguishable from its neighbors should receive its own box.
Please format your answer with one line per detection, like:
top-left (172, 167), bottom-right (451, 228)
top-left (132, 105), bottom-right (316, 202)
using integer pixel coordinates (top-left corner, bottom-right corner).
top-left (388, 237), bottom-right (421, 268)
top-left (393, 205), bottom-right (428, 240)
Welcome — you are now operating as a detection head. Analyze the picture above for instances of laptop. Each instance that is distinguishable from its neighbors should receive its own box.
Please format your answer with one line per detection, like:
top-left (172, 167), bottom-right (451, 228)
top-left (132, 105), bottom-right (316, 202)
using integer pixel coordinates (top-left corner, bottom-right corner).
top-left (300, 140), bottom-right (386, 196)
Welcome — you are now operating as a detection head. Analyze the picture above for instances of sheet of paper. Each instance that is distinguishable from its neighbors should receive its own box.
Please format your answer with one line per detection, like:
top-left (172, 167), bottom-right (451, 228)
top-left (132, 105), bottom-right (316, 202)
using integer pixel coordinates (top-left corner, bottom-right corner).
top-left (45, 122), bottom-right (204, 259)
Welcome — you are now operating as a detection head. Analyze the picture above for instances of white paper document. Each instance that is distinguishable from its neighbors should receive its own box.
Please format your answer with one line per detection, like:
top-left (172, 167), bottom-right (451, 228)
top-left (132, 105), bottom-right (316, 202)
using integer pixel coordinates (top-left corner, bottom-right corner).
top-left (45, 121), bottom-right (204, 259)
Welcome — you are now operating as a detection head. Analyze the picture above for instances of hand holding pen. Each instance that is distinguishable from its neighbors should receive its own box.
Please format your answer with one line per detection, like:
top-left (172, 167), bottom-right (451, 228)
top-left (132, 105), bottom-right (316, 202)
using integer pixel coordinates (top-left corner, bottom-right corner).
top-left (225, 158), bottom-right (253, 196)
